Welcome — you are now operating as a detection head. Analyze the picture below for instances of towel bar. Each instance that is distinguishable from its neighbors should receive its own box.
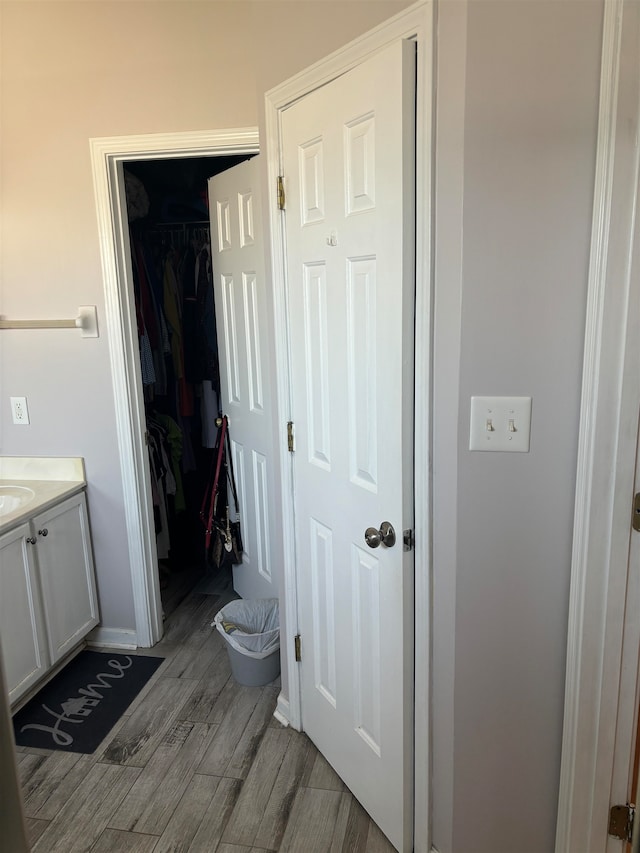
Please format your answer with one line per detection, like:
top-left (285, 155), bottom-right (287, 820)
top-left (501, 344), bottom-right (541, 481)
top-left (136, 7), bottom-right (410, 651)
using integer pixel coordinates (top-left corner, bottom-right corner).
top-left (0, 306), bottom-right (99, 338)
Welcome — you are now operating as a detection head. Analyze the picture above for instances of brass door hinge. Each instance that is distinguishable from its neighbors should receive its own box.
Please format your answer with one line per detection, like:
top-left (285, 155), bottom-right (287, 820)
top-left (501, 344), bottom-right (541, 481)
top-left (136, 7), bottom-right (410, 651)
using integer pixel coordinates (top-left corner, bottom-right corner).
top-left (633, 492), bottom-right (640, 532)
top-left (287, 421), bottom-right (294, 453)
top-left (277, 176), bottom-right (285, 211)
top-left (294, 634), bottom-right (302, 662)
top-left (608, 803), bottom-right (635, 842)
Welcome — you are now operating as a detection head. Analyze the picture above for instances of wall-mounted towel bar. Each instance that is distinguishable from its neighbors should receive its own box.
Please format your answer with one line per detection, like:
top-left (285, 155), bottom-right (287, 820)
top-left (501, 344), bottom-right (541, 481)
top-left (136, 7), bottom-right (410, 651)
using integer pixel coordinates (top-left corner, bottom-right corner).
top-left (0, 306), bottom-right (99, 338)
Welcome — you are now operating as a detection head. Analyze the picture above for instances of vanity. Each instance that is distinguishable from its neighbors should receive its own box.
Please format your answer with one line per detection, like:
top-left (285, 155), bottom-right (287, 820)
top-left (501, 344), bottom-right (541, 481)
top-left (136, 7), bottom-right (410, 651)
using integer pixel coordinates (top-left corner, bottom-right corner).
top-left (0, 458), bottom-right (99, 707)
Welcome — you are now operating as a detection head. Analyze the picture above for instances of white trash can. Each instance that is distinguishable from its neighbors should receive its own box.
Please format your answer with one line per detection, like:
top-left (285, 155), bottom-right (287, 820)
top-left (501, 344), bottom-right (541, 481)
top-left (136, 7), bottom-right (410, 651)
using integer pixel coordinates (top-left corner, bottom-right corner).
top-left (213, 598), bottom-right (280, 687)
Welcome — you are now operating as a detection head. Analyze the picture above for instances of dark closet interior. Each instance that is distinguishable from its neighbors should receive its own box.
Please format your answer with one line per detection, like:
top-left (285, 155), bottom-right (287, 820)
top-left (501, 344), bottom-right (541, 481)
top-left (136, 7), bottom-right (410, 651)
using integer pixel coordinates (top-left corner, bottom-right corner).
top-left (122, 154), bottom-right (250, 612)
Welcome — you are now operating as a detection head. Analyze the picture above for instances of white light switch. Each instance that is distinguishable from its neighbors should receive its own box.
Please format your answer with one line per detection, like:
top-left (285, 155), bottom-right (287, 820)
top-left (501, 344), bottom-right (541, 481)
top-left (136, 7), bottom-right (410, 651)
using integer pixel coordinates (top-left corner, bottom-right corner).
top-left (469, 396), bottom-right (532, 452)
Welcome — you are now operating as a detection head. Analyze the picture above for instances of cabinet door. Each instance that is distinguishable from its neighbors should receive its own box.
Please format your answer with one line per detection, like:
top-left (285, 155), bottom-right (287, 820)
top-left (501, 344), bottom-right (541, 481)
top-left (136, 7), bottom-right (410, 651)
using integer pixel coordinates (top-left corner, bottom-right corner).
top-left (34, 493), bottom-right (99, 664)
top-left (0, 523), bottom-right (49, 703)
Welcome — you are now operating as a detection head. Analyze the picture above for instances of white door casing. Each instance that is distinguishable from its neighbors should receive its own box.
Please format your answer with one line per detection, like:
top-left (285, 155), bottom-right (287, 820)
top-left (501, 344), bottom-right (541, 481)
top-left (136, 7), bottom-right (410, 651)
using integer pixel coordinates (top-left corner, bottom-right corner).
top-left (282, 40), bottom-right (416, 852)
top-left (208, 157), bottom-right (279, 600)
top-left (556, 0), bottom-right (640, 848)
top-left (264, 3), bottom-right (433, 849)
top-left (90, 129), bottom-right (260, 648)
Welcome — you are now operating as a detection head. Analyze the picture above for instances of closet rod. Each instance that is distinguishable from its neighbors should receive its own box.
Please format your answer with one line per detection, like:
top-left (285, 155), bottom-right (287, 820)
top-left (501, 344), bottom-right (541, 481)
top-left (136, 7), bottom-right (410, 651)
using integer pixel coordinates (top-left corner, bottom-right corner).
top-left (0, 305), bottom-right (99, 338)
top-left (144, 221), bottom-right (210, 229)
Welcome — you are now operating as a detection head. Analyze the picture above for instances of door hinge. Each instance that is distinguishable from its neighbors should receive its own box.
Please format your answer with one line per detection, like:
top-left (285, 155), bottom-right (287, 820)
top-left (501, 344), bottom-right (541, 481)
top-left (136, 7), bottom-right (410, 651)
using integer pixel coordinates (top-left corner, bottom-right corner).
top-left (403, 528), bottom-right (414, 551)
top-left (287, 421), bottom-right (294, 453)
top-left (144, 430), bottom-right (150, 446)
top-left (277, 175), bottom-right (285, 211)
top-left (608, 803), bottom-right (635, 842)
top-left (294, 634), bottom-right (302, 662)
top-left (633, 492), bottom-right (640, 532)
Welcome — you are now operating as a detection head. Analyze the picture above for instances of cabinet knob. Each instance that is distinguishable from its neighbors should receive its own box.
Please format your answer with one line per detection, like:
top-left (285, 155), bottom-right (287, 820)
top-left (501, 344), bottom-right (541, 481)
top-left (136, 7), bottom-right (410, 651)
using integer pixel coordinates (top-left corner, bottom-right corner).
top-left (26, 537), bottom-right (37, 545)
top-left (38, 528), bottom-right (48, 537)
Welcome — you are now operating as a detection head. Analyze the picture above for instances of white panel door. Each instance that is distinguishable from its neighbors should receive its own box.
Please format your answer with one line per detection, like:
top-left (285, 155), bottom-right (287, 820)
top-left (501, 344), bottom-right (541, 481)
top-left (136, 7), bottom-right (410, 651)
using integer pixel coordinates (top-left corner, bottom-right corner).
top-left (282, 40), bottom-right (416, 852)
top-left (209, 158), bottom-right (278, 600)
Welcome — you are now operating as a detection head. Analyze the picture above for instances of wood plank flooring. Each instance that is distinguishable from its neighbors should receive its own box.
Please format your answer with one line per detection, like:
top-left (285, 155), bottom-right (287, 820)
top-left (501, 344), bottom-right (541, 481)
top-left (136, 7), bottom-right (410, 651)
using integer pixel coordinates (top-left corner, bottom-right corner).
top-left (15, 583), bottom-right (396, 853)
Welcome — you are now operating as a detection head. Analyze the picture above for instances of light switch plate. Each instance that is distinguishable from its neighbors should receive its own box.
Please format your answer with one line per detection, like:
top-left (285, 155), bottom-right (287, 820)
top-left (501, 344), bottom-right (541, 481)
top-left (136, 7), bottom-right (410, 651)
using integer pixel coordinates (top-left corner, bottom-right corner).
top-left (469, 396), bottom-right (532, 452)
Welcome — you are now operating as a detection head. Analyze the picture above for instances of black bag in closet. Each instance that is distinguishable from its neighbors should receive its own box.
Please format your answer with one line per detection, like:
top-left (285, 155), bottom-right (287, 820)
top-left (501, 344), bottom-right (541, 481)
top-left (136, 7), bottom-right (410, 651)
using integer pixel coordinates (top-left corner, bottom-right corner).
top-left (200, 416), bottom-right (243, 571)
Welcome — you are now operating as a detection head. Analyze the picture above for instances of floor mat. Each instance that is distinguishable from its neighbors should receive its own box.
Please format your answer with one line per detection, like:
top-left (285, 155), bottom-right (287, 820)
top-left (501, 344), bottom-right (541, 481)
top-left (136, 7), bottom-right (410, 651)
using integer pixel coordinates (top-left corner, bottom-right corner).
top-left (13, 650), bottom-right (163, 754)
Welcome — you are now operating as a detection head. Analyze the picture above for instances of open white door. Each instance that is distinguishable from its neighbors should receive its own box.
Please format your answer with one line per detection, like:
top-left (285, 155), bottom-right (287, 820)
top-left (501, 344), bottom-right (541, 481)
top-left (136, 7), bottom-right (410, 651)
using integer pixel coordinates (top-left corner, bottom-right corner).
top-left (606, 419), bottom-right (640, 853)
top-left (208, 158), bottom-right (279, 600)
top-left (556, 1), bottom-right (640, 848)
top-left (282, 40), bottom-right (416, 852)
top-left (606, 363), bottom-right (640, 853)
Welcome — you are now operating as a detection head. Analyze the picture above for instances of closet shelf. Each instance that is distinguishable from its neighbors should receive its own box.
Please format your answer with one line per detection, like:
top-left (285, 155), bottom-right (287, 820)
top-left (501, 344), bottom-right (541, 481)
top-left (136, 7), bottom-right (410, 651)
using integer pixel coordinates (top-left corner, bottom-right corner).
top-left (0, 306), bottom-right (99, 338)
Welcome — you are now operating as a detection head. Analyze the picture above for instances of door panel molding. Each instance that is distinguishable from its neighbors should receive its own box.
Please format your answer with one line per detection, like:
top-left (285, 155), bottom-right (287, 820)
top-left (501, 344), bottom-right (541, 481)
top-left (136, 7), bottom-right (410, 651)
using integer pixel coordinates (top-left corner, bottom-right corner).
top-left (556, 0), bottom-right (640, 848)
top-left (208, 158), bottom-right (280, 601)
top-left (90, 129), bottom-right (260, 647)
top-left (264, 3), bottom-right (433, 850)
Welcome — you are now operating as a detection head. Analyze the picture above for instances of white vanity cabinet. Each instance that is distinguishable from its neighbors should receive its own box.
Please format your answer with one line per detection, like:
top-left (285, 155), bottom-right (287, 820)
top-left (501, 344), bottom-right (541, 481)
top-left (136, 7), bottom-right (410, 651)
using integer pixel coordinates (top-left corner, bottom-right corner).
top-left (0, 523), bottom-right (49, 703)
top-left (33, 493), bottom-right (99, 665)
top-left (0, 491), bottom-right (99, 705)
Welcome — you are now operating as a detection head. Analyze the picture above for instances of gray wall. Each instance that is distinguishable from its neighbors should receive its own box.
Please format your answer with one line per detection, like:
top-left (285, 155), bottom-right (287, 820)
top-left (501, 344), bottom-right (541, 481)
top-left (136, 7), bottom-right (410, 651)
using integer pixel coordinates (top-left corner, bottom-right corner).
top-left (432, 2), bottom-right (602, 851)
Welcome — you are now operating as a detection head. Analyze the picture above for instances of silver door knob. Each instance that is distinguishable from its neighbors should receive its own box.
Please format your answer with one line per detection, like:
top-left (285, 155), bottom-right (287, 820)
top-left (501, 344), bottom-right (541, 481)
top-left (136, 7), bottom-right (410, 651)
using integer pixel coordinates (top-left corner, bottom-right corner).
top-left (38, 528), bottom-right (48, 537)
top-left (364, 522), bottom-right (396, 549)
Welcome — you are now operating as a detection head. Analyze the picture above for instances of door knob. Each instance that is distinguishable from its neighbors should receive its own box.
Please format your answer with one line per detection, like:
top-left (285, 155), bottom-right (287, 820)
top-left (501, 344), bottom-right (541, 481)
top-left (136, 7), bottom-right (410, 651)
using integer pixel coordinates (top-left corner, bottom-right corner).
top-left (364, 522), bottom-right (396, 549)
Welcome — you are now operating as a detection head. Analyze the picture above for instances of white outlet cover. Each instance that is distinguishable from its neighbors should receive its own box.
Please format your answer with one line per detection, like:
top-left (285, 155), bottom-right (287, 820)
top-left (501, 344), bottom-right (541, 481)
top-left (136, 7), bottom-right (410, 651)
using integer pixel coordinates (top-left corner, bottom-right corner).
top-left (469, 396), bottom-right (532, 452)
top-left (10, 396), bottom-right (30, 425)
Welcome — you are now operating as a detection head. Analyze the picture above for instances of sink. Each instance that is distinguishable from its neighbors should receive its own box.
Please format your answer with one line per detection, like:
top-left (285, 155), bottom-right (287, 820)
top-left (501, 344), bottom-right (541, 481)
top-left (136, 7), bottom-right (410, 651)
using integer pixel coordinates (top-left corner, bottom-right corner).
top-left (0, 485), bottom-right (35, 516)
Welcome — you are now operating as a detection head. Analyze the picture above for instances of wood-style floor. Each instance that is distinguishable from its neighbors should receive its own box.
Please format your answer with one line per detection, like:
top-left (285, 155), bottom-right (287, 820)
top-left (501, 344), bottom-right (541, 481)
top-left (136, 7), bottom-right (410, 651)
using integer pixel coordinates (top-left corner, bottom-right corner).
top-left (15, 575), bottom-right (396, 853)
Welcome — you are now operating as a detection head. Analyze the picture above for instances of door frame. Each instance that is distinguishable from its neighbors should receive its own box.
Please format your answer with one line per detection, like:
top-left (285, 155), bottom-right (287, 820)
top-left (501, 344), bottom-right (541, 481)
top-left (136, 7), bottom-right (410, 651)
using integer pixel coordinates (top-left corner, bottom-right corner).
top-left (555, 0), bottom-right (640, 848)
top-left (90, 128), bottom-right (260, 648)
top-left (264, 3), bottom-right (433, 850)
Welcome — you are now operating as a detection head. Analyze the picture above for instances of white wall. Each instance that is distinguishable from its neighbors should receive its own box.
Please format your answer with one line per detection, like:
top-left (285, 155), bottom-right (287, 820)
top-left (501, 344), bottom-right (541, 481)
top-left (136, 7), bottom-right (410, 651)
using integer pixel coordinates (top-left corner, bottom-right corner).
top-left (0, 1), bottom-right (604, 850)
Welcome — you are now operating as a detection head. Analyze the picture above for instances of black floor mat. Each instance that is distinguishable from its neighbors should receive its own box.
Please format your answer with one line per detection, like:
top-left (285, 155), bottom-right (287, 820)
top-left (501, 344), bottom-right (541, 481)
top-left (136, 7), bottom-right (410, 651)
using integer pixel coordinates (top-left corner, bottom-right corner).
top-left (13, 651), bottom-right (163, 754)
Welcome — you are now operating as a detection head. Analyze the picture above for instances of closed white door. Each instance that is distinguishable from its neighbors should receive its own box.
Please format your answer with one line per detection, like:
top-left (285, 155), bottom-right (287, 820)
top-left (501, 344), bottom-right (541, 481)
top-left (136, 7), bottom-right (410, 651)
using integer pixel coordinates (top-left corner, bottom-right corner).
top-left (282, 40), bottom-right (416, 852)
top-left (208, 158), bottom-right (279, 600)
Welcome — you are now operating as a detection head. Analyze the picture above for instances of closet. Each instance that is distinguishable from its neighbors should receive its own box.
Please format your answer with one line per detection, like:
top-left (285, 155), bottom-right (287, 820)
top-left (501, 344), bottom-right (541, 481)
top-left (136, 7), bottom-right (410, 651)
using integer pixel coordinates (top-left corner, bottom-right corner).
top-left (123, 155), bottom-right (249, 611)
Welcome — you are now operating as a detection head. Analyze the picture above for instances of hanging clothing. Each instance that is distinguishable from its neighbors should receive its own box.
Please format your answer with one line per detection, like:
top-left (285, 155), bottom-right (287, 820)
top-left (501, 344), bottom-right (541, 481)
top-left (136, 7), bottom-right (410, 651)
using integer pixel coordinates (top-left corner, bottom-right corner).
top-left (126, 210), bottom-right (222, 561)
top-left (194, 246), bottom-right (220, 390)
top-left (200, 381), bottom-right (219, 449)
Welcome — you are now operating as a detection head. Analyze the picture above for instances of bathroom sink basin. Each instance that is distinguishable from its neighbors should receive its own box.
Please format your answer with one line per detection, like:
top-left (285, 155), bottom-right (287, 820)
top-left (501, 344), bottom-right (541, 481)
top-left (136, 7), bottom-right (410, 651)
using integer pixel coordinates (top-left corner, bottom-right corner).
top-left (0, 485), bottom-right (35, 516)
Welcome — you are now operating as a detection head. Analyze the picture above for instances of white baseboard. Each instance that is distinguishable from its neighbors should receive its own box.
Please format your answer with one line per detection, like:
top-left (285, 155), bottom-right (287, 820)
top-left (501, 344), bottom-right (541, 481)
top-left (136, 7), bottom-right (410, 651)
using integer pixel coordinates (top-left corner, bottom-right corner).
top-left (87, 627), bottom-right (138, 650)
top-left (273, 693), bottom-right (292, 728)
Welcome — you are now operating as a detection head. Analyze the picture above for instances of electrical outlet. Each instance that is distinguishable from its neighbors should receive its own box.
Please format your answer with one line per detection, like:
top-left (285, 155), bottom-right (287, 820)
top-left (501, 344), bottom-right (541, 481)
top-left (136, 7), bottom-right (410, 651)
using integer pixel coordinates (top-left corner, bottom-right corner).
top-left (10, 396), bottom-right (30, 425)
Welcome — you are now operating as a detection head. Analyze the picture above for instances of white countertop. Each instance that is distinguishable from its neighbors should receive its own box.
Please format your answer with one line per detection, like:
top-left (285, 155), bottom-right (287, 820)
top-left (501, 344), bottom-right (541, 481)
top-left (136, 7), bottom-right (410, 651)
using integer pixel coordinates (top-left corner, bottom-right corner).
top-left (0, 457), bottom-right (86, 535)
